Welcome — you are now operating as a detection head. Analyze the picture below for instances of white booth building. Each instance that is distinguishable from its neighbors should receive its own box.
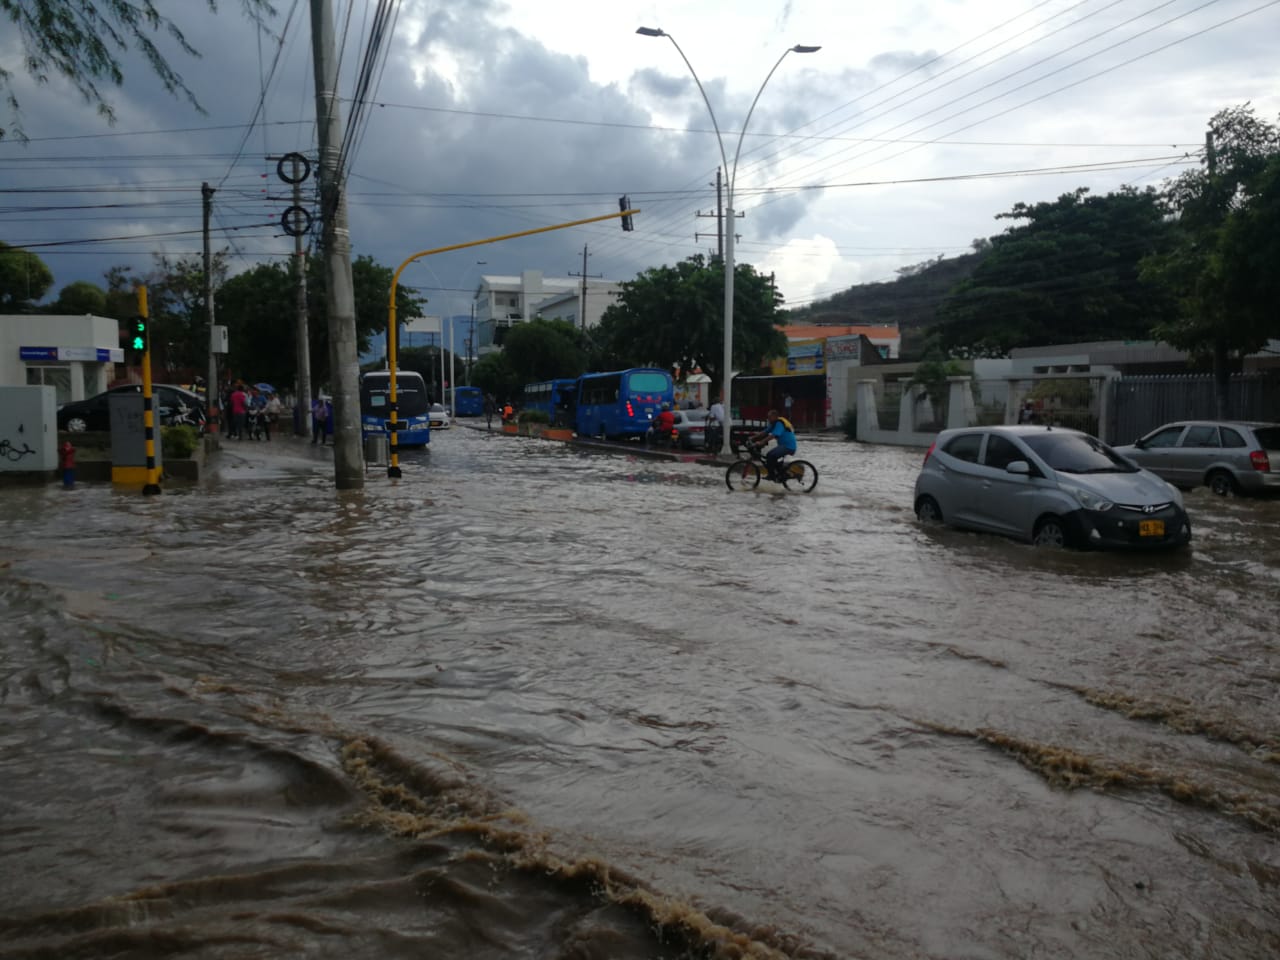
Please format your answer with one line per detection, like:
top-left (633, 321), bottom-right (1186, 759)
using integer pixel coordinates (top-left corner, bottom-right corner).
top-left (1, 314), bottom-right (124, 405)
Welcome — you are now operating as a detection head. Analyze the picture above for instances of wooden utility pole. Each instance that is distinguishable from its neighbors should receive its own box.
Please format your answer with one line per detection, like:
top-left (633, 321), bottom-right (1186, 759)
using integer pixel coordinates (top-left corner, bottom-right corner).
top-left (309, 0), bottom-right (362, 488)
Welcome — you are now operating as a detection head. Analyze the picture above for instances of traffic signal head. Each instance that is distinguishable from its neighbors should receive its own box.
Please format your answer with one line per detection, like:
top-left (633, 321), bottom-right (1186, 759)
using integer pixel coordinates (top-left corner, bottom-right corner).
top-left (132, 317), bottom-right (147, 352)
top-left (618, 195), bottom-right (634, 232)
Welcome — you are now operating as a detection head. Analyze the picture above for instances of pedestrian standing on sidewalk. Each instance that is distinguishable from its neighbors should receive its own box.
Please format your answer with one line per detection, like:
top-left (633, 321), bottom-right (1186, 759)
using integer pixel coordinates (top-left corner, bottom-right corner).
top-left (228, 382), bottom-right (248, 440)
top-left (783, 391), bottom-right (794, 423)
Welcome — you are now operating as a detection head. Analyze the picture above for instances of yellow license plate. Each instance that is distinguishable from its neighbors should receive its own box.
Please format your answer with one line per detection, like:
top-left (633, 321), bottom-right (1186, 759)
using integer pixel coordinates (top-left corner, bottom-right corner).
top-left (1139, 519), bottom-right (1165, 536)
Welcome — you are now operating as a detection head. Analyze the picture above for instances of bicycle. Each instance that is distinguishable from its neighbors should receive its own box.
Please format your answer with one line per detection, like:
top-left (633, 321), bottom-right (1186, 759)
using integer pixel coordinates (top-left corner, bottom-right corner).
top-left (725, 441), bottom-right (818, 493)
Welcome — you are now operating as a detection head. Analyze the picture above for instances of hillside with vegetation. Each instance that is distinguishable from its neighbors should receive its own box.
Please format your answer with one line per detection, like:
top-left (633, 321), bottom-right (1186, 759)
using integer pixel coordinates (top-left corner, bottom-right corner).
top-left (786, 247), bottom-right (987, 356)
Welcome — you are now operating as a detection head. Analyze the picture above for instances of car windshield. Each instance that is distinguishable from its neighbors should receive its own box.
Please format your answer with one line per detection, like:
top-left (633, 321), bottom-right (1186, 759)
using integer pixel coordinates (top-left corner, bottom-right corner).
top-left (1021, 432), bottom-right (1137, 474)
top-left (1254, 426), bottom-right (1280, 449)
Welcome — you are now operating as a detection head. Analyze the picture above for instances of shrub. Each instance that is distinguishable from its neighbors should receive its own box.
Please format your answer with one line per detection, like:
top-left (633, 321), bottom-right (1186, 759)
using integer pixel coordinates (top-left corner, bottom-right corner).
top-left (517, 409), bottom-right (550, 425)
top-left (162, 424), bottom-right (199, 459)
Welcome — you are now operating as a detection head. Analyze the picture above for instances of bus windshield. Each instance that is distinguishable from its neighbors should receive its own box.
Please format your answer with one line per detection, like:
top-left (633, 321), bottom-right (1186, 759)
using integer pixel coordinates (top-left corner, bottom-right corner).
top-left (360, 373), bottom-right (429, 417)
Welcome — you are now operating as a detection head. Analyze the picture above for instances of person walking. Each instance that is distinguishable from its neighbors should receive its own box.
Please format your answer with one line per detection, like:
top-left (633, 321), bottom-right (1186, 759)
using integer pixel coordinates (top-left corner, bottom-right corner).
top-left (311, 395), bottom-right (328, 445)
top-left (484, 393), bottom-right (496, 431)
top-left (783, 391), bottom-right (794, 424)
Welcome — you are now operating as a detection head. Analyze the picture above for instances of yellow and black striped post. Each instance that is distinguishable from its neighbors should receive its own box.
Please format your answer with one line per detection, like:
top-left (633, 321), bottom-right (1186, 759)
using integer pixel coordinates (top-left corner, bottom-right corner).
top-left (138, 285), bottom-right (162, 496)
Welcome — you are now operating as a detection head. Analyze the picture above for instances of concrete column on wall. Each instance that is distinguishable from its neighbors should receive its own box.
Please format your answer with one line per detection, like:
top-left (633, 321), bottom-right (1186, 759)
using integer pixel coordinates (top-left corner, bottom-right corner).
top-left (946, 376), bottom-right (975, 429)
top-left (901, 384), bottom-right (932, 432)
top-left (1004, 379), bottom-right (1022, 424)
top-left (856, 380), bottom-right (879, 437)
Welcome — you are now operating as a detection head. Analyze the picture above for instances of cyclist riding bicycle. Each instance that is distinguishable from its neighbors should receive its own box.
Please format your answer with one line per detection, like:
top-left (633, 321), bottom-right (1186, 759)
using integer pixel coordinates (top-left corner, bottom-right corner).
top-left (750, 408), bottom-right (797, 481)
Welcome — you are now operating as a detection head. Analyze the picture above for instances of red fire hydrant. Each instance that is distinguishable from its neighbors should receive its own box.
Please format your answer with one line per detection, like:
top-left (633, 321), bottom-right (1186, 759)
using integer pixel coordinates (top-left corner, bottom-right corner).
top-left (59, 440), bottom-right (76, 488)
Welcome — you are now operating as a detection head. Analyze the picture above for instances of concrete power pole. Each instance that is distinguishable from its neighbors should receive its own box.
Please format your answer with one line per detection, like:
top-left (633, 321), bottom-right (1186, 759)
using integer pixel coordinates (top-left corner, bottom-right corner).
top-left (202, 183), bottom-right (218, 428)
top-left (568, 244), bottom-right (601, 332)
top-left (290, 158), bottom-right (312, 437)
top-left (309, 0), bottom-right (362, 489)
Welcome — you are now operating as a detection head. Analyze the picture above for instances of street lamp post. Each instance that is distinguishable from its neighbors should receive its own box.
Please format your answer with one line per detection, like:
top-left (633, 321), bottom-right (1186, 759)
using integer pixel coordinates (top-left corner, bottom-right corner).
top-left (636, 28), bottom-right (818, 456)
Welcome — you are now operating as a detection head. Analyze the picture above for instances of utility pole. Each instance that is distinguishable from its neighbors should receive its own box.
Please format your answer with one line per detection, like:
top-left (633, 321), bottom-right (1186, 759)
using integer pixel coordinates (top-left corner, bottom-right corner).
top-left (466, 301), bottom-right (475, 385)
top-left (309, 0), bottom-right (362, 489)
top-left (290, 158), bottom-right (312, 436)
top-left (202, 183), bottom-right (218, 430)
top-left (568, 244), bottom-right (601, 332)
top-left (695, 168), bottom-right (723, 261)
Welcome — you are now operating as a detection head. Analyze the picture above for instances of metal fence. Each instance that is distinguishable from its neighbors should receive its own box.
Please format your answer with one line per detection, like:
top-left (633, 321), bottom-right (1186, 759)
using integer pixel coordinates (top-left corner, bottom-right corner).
top-left (1108, 374), bottom-right (1280, 444)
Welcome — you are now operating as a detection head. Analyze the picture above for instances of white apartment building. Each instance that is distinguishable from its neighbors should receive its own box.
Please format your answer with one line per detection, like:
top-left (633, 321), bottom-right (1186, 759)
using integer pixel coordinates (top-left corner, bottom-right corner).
top-left (474, 270), bottom-right (623, 354)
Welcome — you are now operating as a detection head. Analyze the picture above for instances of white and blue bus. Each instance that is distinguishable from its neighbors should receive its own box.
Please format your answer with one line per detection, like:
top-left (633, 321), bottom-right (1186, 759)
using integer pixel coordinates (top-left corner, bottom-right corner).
top-left (574, 367), bottom-right (674, 440)
top-left (359, 370), bottom-right (431, 447)
top-left (521, 378), bottom-right (578, 426)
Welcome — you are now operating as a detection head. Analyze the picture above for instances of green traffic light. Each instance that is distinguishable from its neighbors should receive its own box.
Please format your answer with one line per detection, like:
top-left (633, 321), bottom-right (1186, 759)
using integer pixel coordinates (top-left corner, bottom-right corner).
top-left (132, 336), bottom-right (145, 350)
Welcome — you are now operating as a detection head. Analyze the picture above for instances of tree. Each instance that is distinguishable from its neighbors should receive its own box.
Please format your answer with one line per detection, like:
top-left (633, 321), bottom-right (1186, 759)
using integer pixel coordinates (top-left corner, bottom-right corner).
top-left (470, 351), bottom-right (519, 403)
top-left (50, 280), bottom-right (108, 316)
top-left (212, 254), bottom-right (423, 390)
top-left (932, 187), bottom-right (1178, 357)
top-left (500, 318), bottom-right (588, 386)
top-left (1142, 105), bottom-right (1280, 415)
top-left (595, 255), bottom-right (787, 396)
top-left (0, 0), bottom-right (275, 141)
top-left (0, 241), bottom-right (54, 309)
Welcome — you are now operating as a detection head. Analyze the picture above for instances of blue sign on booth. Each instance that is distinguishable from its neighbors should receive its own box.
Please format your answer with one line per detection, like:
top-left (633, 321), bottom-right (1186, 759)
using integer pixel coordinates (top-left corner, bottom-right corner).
top-left (19, 347), bottom-right (59, 361)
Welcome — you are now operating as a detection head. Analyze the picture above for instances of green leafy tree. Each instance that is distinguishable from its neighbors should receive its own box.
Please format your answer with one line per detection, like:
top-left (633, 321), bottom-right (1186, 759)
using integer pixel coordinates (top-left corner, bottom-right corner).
top-left (50, 280), bottom-right (108, 315)
top-left (1, 0), bottom-right (275, 141)
top-left (595, 255), bottom-right (787, 394)
top-left (213, 254), bottom-right (423, 390)
top-left (932, 187), bottom-right (1178, 356)
top-left (1142, 105), bottom-right (1280, 415)
top-left (470, 351), bottom-right (519, 403)
top-left (0, 241), bottom-right (54, 309)
top-left (500, 318), bottom-right (587, 386)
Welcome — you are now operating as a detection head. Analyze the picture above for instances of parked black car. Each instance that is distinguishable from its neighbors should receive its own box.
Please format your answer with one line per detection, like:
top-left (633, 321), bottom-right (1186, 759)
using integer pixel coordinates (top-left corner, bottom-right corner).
top-left (57, 384), bottom-right (207, 433)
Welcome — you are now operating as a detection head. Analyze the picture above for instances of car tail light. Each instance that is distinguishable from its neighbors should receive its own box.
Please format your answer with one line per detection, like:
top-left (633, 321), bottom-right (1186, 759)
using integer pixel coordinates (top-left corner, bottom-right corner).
top-left (923, 441), bottom-right (936, 465)
top-left (626, 401), bottom-right (635, 417)
top-left (1250, 449), bottom-right (1271, 472)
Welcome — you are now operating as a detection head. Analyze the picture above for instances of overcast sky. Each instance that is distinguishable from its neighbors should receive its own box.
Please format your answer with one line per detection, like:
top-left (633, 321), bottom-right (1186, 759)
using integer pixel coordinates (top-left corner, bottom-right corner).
top-left (2, 0), bottom-right (1278, 323)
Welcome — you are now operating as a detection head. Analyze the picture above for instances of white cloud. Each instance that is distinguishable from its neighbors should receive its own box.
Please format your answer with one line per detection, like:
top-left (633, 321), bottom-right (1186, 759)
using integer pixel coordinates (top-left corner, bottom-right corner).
top-left (1, 0), bottom-right (1277, 328)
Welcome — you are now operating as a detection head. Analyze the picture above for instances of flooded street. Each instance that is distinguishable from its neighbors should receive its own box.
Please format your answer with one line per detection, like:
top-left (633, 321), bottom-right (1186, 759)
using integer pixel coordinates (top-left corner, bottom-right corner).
top-left (2, 425), bottom-right (1277, 959)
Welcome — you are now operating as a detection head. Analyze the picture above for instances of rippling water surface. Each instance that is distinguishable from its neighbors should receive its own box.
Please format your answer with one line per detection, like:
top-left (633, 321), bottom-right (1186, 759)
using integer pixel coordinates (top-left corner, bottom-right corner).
top-left (2, 426), bottom-right (1277, 959)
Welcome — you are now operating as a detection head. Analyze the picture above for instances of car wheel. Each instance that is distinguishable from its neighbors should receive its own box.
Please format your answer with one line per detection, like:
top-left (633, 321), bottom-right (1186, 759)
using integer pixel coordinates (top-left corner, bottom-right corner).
top-left (1207, 470), bottom-right (1236, 497)
top-left (915, 495), bottom-right (943, 525)
top-left (1032, 517), bottom-right (1069, 548)
top-left (65, 417), bottom-right (88, 432)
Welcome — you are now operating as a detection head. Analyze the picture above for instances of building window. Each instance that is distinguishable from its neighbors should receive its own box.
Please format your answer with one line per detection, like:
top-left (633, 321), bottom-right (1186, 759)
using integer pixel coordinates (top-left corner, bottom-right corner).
top-left (25, 364), bottom-right (73, 405)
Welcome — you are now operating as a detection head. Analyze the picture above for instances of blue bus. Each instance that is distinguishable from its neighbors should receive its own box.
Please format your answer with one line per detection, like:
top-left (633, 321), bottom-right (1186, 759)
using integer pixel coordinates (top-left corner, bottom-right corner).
top-left (446, 385), bottom-right (484, 417)
top-left (574, 367), bottom-right (674, 440)
top-left (521, 378), bottom-right (578, 426)
top-left (359, 370), bottom-right (430, 447)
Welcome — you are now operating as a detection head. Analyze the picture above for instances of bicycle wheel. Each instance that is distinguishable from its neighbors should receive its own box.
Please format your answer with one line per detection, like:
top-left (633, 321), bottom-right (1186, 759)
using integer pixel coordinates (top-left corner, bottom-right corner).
top-left (725, 459), bottom-right (761, 491)
top-left (781, 459), bottom-right (818, 493)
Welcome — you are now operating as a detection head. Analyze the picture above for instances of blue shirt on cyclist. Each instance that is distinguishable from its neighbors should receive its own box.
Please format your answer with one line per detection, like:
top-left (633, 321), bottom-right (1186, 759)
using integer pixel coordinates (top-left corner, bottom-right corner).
top-left (751, 409), bottom-right (796, 480)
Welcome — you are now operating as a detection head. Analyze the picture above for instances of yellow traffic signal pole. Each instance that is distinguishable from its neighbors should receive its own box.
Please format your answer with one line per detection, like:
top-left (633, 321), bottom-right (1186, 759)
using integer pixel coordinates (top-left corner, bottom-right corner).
top-left (138, 285), bottom-right (162, 495)
top-left (386, 206), bottom-right (639, 478)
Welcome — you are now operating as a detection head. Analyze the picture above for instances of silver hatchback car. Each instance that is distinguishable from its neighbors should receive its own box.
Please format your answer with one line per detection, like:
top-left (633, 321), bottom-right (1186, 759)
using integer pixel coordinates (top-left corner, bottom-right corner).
top-left (1112, 420), bottom-right (1280, 496)
top-left (914, 425), bottom-right (1191, 550)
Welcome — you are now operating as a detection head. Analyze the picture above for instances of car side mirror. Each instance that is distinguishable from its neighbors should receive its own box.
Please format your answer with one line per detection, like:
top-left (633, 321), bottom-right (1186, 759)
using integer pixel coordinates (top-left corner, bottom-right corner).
top-left (1006, 460), bottom-right (1031, 475)
top-left (1134, 439), bottom-right (1146, 449)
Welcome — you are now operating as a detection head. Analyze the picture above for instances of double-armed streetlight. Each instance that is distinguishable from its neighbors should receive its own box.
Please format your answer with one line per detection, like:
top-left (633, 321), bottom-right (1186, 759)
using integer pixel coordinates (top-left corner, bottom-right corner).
top-left (637, 27), bottom-right (818, 455)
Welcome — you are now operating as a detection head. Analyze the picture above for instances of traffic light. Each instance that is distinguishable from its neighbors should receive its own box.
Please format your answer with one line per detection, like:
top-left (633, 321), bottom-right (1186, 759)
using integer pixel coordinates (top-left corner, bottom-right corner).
top-left (618, 195), bottom-right (634, 232)
top-left (131, 317), bottom-right (148, 353)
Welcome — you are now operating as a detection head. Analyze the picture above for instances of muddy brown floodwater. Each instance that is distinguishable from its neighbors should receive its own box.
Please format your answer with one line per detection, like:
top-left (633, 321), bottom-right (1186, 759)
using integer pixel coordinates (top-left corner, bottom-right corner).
top-left (1, 427), bottom-right (1277, 959)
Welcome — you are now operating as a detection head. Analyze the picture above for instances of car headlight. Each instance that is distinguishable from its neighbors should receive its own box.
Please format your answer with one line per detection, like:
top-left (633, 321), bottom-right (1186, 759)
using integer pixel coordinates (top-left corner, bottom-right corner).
top-left (1062, 483), bottom-right (1113, 512)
